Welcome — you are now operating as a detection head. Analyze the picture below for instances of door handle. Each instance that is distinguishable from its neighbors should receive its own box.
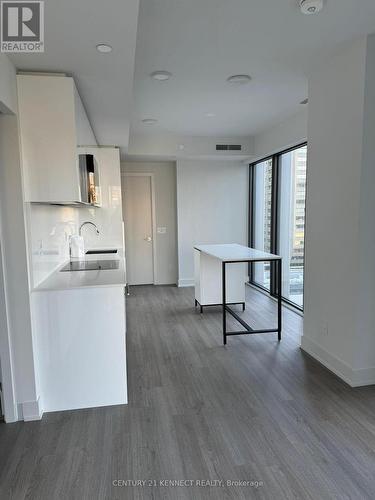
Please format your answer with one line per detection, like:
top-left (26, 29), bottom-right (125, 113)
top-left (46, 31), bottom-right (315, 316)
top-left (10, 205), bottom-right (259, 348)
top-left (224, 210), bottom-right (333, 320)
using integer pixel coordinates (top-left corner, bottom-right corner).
top-left (144, 236), bottom-right (152, 242)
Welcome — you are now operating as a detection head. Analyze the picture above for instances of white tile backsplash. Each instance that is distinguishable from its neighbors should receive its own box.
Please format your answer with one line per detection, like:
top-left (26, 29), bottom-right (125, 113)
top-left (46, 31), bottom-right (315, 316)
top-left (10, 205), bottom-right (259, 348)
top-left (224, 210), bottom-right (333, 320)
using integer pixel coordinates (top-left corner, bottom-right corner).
top-left (27, 203), bottom-right (124, 288)
top-left (27, 204), bottom-right (79, 288)
top-left (77, 205), bottom-right (123, 251)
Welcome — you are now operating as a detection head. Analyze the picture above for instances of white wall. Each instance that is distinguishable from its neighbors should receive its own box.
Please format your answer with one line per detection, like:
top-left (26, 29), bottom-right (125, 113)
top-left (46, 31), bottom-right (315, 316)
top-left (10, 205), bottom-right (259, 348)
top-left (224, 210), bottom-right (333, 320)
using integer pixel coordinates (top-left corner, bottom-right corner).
top-left (356, 34), bottom-right (375, 372)
top-left (0, 54), bottom-right (17, 114)
top-left (0, 54), bottom-right (18, 422)
top-left (0, 225), bottom-right (16, 422)
top-left (128, 130), bottom-right (254, 160)
top-left (121, 161), bottom-right (178, 285)
top-left (253, 109), bottom-right (307, 161)
top-left (176, 160), bottom-right (248, 286)
top-left (302, 36), bottom-right (375, 386)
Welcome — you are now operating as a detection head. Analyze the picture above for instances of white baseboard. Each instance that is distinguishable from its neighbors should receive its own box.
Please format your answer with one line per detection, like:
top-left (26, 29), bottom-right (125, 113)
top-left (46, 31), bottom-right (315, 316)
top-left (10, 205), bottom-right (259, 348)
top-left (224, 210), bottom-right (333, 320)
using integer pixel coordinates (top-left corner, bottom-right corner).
top-left (4, 403), bottom-right (19, 423)
top-left (351, 366), bottom-right (375, 387)
top-left (19, 397), bottom-right (43, 421)
top-left (301, 336), bottom-right (375, 387)
top-left (178, 278), bottom-right (194, 287)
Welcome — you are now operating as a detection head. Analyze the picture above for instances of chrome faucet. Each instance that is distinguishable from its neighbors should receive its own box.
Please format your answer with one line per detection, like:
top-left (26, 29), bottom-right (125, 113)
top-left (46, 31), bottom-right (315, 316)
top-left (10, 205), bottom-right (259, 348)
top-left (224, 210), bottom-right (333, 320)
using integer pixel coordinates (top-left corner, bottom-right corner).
top-left (79, 221), bottom-right (100, 236)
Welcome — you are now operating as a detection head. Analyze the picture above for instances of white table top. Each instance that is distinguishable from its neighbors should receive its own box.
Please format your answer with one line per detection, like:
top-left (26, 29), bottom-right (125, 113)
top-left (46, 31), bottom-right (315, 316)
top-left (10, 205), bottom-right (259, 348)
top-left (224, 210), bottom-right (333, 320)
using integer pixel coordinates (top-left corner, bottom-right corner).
top-left (194, 244), bottom-right (281, 262)
top-left (32, 250), bottom-right (127, 292)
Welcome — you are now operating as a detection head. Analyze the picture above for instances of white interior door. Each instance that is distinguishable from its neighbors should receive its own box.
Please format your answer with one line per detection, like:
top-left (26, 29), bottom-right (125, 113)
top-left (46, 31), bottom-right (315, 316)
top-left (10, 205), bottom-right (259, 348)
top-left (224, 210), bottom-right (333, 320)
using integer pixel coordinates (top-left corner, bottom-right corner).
top-left (122, 175), bottom-right (154, 285)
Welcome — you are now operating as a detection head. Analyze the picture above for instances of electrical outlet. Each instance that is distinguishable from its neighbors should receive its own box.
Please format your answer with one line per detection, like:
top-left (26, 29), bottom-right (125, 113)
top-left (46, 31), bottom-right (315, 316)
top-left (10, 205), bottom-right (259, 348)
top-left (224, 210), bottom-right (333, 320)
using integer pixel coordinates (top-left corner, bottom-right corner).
top-left (320, 320), bottom-right (328, 337)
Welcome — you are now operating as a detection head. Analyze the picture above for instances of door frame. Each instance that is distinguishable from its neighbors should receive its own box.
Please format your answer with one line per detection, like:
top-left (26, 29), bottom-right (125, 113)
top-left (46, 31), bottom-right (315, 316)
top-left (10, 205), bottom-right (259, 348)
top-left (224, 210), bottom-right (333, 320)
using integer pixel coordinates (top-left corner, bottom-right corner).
top-left (121, 172), bottom-right (158, 284)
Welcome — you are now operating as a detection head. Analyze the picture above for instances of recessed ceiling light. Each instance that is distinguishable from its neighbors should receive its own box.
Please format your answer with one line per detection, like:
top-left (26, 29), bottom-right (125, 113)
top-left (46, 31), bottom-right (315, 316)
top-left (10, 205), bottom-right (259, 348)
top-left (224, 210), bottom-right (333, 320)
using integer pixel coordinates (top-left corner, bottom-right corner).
top-left (96, 43), bottom-right (113, 53)
top-left (178, 144), bottom-right (185, 151)
top-left (150, 70), bottom-right (172, 81)
top-left (227, 74), bottom-right (252, 85)
top-left (300, 0), bottom-right (323, 15)
top-left (142, 118), bottom-right (158, 125)
top-left (205, 113), bottom-right (216, 118)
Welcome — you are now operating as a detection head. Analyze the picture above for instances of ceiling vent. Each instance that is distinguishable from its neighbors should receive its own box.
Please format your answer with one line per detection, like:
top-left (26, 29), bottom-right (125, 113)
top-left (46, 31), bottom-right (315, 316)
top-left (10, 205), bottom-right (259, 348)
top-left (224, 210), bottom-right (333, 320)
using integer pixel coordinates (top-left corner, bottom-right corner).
top-left (216, 144), bottom-right (242, 151)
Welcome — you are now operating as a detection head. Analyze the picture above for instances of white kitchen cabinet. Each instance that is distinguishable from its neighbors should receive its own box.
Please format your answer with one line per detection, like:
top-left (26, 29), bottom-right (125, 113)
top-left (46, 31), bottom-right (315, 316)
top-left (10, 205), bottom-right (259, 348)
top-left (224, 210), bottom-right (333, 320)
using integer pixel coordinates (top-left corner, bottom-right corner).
top-left (194, 248), bottom-right (246, 307)
top-left (17, 74), bottom-right (97, 203)
top-left (31, 285), bottom-right (127, 413)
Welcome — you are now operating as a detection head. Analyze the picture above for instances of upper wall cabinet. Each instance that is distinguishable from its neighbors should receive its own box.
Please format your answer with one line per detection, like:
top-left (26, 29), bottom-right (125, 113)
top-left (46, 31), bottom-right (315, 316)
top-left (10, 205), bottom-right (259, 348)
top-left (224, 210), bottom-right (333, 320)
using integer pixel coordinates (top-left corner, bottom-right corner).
top-left (17, 74), bottom-right (97, 203)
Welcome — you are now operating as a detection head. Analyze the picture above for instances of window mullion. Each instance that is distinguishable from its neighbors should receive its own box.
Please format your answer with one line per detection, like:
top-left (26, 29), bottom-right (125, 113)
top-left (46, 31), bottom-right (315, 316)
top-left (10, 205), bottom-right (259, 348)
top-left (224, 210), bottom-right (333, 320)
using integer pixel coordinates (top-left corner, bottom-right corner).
top-left (248, 165), bottom-right (255, 282)
top-left (270, 154), bottom-right (279, 296)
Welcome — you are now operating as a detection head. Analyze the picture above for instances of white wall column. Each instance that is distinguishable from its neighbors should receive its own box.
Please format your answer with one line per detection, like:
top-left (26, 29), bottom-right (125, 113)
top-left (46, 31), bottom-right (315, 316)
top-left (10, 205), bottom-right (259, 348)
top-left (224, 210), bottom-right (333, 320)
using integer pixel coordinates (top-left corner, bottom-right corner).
top-left (0, 54), bottom-right (41, 421)
top-left (302, 35), bottom-right (375, 386)
top-left (0, 114), bottom-right (41, 420)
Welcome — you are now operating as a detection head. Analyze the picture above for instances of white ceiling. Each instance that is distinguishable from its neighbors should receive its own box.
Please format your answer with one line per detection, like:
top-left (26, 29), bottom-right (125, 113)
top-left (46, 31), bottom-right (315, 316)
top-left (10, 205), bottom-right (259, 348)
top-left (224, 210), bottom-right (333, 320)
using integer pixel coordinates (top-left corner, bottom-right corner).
top-left (132, 0), bottom-right (375, 137)
top-left (9, 0), bottom-right (139, 153)
top-left (8, 0), bottom-right (375, 155)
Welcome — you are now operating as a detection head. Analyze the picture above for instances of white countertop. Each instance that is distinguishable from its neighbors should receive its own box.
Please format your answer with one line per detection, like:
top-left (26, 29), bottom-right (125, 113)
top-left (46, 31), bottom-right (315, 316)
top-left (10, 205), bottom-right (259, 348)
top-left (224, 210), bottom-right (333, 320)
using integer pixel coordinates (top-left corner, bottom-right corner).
top-left (32, 249), bottom-right (126, 292)
top-left (194, 244), bottom-right (281, 262)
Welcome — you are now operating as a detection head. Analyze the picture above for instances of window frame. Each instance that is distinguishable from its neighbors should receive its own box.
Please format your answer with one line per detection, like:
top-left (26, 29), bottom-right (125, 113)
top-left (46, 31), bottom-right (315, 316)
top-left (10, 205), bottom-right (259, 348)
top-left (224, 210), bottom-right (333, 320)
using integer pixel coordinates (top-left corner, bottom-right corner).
top-left (248, 156), bottom-right (274, 291)
top-left (249, 142), bottom-right (307, 312)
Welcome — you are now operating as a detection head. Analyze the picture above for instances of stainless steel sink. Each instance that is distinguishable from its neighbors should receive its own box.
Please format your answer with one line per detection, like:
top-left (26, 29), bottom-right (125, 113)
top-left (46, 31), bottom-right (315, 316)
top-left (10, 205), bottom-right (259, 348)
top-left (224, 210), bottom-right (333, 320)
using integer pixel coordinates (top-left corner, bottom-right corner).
top-left (60, 260), bottom-right (120, 272)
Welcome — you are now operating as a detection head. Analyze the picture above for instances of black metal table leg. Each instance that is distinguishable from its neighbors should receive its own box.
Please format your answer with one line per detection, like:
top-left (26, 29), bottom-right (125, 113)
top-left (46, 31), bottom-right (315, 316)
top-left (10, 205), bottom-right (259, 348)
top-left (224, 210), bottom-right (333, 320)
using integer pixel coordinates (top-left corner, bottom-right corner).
top-left (218, 257), bottom-right (281, 345)
top-left (278, 258), bottom-right (282, 341)
top-left (222, 261), bottom-right (227, 345)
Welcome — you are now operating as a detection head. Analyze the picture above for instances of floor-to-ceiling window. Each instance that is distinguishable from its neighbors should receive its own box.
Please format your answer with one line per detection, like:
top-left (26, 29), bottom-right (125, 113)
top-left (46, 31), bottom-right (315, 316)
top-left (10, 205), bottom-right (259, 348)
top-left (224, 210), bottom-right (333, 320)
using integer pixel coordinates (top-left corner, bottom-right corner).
top-left (249, 143), bottom-right (307, 310)
top-left (278, 145), bottom-right (307, 307)
top-left (252, 158), bottom-right (273, 290)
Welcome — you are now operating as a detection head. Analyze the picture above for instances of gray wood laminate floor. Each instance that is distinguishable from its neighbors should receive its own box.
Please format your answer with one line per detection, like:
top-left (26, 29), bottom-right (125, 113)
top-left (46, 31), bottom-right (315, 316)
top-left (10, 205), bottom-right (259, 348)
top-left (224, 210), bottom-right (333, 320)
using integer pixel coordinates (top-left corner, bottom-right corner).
top-left (1, 285), bottom-right (375, 500)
